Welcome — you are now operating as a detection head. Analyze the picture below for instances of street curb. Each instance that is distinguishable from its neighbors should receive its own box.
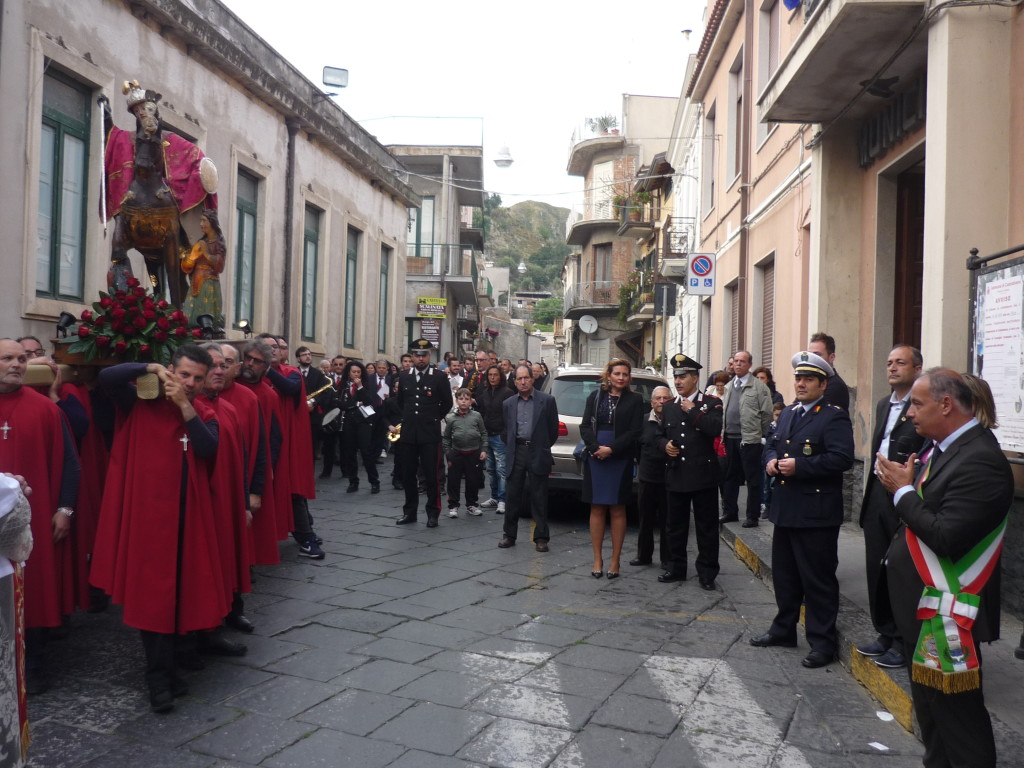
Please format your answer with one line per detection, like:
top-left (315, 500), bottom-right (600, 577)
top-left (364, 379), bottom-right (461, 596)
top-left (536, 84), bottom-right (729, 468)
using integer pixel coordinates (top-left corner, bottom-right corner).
top-left (720, 522), bottom-right (918, 735)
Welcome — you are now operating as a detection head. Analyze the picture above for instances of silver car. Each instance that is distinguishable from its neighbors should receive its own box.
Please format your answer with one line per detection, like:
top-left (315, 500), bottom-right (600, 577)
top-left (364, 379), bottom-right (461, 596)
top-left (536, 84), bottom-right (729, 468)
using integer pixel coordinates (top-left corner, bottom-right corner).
top-left (541, 364), bottom-right (669, 492)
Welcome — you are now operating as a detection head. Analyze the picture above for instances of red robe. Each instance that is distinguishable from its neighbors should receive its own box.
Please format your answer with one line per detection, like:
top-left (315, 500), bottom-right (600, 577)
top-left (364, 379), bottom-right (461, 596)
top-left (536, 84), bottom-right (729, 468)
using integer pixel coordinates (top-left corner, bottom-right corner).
top-left (60, 382), bottom-right (109, 609)
top-left (268, 365), bottom-right (315, 539)
top-left (104, 126), bottom-right (214, 218)
top-left (91, 397), bottom-right (227, 633)
top-left (197, 394), bottom-right (250, 598)
top-left (235, 379), bottom-right (283, 564)
top-left (219, 382), bottom-right (261, 573)
top-left (0, 388), bottom-right (73, 628)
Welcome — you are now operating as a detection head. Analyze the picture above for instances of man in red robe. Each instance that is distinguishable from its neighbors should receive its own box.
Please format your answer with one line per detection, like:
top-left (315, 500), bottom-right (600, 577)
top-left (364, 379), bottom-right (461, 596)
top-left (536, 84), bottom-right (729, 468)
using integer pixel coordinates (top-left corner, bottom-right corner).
top-left (0, 340), bottom-right (80, 695)
top-left (235, 339), bottom-right (287, 567)
top-left (91, 344), bottom-right (225, 713)
top-left (194, 343), bottom-right (250, 657)
top-left (218, 343), bottom-right (266, 633)
top-left (257, 334), bottom-right (323, 559)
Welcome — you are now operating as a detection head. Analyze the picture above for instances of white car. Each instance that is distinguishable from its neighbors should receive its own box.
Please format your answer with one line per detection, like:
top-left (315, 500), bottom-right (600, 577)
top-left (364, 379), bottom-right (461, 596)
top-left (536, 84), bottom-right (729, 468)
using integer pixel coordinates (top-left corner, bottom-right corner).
top-left (541, 364), bottom-right (669, 493)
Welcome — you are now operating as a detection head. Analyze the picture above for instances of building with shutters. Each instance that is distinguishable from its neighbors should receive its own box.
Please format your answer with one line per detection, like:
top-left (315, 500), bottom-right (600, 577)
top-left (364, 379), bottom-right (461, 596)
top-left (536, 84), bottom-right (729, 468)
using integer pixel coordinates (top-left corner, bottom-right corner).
top-left (1, 0), bottom-right (417, 361)
top-left (684, 0), bottom-right (812, 403)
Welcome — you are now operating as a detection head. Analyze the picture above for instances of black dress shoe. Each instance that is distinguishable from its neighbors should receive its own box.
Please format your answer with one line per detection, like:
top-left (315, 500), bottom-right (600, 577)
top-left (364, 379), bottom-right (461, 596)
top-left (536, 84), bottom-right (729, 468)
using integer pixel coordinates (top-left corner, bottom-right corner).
top-left (801, 650), bottom-right (835, 668)
top-left (396, 515), bottom-right (417, 525)
top-left (426, 515), bottom-right (439, 528)
top-left (535, 541), bottom-right (549, 552)
top-left (149, 688), bottom-right (174, 714)
top-left (629, 558), bottom-right (652, 567)
top-left (318, 471), bottom-right (332, 479)
top-left (226, 612), bottom-right (255, 633)
top-left (741, 519), bottom-right (759, 528)
top-left (370, 484), bottom-right (380, 494)
top-left (719, 514), bottom-right (739, 524)
top-left (498, 537), bottom-right (516, 548)
top-left (392, 480), bottom-right (404, 490)
top-left (346, 483), bottom-right (359, 493)
top-left (591, 570), bottom-right (604, 579)
top-left (749, 632), bottom-right (797, 648)
top-left (606, 571), bottom-right (619, 579)
top-left (198, 633), bottom-right (248, 657)
top-left (698, 579), bottom-right (716, 591)
top-left (657, 572), bottom-right (686, 583)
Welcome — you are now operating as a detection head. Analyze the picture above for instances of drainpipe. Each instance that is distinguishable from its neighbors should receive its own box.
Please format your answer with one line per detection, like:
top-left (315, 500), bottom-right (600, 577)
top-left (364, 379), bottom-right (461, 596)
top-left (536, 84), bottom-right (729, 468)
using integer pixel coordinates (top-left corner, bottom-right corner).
top-left (737, 0), bottom-right (755, 349)
top-left (281, 117), bottom-right (300, 340)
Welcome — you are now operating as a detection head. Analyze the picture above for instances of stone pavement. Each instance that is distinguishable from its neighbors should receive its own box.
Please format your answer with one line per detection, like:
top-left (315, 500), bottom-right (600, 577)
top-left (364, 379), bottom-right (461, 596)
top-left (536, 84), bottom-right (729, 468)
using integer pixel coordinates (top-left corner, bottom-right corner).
top-left (28, 475), bottom-right (925, 768)
top-left (723, 516), bottom-right (1024, 760)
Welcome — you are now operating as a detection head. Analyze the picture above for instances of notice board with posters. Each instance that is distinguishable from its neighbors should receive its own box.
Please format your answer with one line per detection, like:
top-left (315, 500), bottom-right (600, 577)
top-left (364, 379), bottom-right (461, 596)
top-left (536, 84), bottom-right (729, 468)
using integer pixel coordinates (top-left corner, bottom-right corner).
top-left (968, 246), bottom-right (1024, 460)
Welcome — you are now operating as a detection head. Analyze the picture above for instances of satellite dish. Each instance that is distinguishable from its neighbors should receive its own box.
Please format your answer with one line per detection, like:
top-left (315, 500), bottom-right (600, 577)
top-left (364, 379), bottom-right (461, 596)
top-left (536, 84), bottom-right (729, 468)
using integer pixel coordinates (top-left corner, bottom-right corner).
top-left (578, 315), bottom-right (598, 335)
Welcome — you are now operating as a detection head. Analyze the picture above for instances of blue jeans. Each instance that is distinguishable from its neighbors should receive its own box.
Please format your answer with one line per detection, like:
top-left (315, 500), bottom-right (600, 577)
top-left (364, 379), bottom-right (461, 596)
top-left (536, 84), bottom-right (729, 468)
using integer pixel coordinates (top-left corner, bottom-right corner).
top-left (486, 435), bottom-right (507, 502)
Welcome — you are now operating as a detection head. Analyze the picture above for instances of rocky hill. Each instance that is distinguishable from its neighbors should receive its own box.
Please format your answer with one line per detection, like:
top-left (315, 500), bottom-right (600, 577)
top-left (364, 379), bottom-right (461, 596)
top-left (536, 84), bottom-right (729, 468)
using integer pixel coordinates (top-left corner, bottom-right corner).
top-left (479, 197), bottom-right (571, 293)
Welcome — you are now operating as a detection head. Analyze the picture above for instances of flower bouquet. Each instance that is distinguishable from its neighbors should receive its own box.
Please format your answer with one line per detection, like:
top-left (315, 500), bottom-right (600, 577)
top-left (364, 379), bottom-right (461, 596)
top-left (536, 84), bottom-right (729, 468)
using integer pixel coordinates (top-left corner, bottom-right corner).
top-left (59, 278), bottom-right (200, 364)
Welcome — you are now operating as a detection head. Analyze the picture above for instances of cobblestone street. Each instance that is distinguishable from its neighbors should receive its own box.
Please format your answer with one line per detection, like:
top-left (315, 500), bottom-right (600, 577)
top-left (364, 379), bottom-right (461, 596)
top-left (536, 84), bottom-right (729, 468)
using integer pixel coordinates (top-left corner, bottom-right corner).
top-left (27, 475), bottom-right (924, 767)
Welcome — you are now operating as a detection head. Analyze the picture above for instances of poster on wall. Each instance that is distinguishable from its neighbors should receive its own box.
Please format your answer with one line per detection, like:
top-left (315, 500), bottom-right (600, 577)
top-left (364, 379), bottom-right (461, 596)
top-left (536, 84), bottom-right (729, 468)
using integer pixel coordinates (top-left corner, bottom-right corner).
top-left (420, 319), bottom-right (440, 348)
top-left (973, 265), bottom-right (1024, 453)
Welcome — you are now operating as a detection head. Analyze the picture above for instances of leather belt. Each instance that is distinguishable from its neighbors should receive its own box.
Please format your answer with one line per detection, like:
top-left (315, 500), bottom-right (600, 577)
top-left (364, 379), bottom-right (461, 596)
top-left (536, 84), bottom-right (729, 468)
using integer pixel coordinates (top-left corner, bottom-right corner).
top-left (516, 439), bottom-right (532, 446)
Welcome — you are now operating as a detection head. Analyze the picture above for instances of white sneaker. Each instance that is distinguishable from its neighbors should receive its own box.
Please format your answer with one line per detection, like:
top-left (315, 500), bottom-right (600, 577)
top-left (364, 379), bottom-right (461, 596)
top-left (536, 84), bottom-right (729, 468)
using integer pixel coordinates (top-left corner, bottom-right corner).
top-left (379, 450), bottom-right (387, 459)
top-left (497, 501), bottom-right (505, 514)
top-left (467, 506), bottom-right (483, 516)
top-left (479, 498), bottom-right (497, 509)
top-left (448, 508), bottom-right (459, 518)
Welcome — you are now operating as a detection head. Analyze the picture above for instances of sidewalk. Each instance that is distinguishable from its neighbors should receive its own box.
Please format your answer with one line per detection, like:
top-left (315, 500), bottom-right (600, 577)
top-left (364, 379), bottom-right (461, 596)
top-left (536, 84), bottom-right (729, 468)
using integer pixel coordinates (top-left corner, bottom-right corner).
top-left (24, 474), bottom-right (926, 768)
top-left (721, 516), bottom-right (1024, 753)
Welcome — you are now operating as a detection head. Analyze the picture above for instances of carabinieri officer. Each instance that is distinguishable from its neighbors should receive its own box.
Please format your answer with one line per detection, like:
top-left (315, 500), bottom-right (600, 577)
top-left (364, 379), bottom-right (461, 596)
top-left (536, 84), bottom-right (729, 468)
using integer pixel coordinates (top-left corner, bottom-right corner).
top-left (391, 339), bottom-right (453, 528)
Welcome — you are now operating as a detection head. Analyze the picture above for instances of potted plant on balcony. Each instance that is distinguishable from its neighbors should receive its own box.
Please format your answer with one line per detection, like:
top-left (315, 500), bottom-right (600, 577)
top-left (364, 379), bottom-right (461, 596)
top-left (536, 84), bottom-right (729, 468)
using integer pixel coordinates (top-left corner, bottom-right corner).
top-left (629, 190), bottom-right (651, 223)
top-left (586, 114), bottom-right (619, 136)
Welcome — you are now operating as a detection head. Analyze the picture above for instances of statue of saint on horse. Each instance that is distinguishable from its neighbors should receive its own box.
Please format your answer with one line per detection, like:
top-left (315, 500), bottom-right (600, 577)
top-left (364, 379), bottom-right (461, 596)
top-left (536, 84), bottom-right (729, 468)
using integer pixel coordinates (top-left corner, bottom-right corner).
top-left (99, 81), bottom-right (218, 309)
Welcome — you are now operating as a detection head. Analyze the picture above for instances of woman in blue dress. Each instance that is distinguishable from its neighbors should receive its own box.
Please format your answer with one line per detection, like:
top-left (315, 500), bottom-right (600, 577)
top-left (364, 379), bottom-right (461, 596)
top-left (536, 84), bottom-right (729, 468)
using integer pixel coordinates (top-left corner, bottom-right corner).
top-left (580, 360), bottom-right (644, 578)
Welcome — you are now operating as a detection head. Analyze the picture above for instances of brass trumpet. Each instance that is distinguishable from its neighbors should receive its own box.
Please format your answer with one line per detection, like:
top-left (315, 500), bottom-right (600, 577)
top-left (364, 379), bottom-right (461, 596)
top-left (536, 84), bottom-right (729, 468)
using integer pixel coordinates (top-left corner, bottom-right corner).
top-left (386, 424), bottom-right (402, 443)
top-left (305, 381), bottom-right (336, 408)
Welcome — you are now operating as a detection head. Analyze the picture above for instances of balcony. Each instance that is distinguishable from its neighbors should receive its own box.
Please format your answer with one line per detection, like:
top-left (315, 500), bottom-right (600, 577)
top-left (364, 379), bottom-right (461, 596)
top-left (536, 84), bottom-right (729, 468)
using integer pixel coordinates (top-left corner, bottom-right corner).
top-left (565, 201), bottom-right (619, 246)
top-left (405, 243), bottom-right (480, 305)
top-left (566, 122), bottom-right (626, 177)
top-left (563, 281), bottom-right (618, 321)
top-left (759, 0), bottom-right (927, 124)
top-left (616, 207), bottom-right (655, 237)
top-left (626, 292), bottom-right (655, 323)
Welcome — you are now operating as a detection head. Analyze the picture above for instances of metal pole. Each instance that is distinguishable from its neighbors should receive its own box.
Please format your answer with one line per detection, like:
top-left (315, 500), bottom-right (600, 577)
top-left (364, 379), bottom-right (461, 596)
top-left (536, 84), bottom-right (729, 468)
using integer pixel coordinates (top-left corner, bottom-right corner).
top-left (660, 284), bottom-right (668, 377)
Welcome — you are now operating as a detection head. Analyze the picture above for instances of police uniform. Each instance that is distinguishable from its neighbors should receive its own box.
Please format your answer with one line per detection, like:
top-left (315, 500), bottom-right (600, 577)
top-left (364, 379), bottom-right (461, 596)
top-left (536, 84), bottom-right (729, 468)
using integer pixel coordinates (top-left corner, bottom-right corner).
top-left (394, 340), bottom-right (454, 527)
top-left (654, 355), bottom-right (724, 588)
top-left (752, 352), bottom-right (854, 666)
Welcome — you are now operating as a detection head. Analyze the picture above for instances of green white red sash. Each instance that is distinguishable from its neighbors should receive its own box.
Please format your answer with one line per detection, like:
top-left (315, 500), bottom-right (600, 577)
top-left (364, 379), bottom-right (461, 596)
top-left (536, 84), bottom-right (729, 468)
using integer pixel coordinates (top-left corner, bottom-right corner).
top-left (905, 516), bottom-right (1007, 693)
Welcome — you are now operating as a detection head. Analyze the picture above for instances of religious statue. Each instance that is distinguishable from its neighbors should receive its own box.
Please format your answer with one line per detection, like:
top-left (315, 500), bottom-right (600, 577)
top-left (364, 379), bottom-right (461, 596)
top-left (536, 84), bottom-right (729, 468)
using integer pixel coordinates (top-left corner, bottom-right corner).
top-left (100, 80), bottom-right (218, 308)
top-left (180, 210), bottom-right (226, 328)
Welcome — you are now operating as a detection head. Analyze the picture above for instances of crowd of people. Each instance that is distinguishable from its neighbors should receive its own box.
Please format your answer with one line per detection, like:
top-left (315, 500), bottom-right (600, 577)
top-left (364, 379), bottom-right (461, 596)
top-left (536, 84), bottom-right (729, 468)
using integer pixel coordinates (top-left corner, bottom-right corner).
top-left (1, 326), bottom-right (1015, 766)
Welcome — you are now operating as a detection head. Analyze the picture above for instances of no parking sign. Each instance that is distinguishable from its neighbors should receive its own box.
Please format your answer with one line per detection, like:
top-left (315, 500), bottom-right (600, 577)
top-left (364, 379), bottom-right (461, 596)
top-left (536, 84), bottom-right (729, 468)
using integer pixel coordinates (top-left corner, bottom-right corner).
top-left (686, 253), bottom-right (716, 296)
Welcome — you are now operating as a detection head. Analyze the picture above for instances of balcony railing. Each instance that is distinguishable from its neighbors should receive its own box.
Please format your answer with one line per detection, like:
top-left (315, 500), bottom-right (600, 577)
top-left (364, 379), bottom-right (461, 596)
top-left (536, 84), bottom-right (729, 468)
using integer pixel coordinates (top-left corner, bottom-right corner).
top-left (406, 243), bottom-right (479, 278)
top-left (564, 281), bottom-right (618, 312)
top-left (662, 216), bottom-right (695, 259)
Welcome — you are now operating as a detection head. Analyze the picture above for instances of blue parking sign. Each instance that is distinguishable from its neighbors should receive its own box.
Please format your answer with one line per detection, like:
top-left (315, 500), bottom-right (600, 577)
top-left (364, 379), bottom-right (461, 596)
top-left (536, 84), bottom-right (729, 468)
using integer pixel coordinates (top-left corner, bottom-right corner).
top-left (690, 278), bottom-right (698, 287)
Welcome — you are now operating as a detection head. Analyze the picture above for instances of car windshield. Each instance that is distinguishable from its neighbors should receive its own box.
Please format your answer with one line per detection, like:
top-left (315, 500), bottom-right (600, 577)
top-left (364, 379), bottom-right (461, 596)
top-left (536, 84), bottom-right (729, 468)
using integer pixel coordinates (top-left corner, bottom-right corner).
top-left (550, 375), bottom-right (663, 417)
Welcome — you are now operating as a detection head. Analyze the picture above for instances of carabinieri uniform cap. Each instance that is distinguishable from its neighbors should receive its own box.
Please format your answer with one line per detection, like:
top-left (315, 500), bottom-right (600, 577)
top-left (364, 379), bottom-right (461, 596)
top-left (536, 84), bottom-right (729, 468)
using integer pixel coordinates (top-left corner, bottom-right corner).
top-left (409, 338), bottom-right (433, 354)
top-left (791, 350), bottom-right (834, 379)
top-left (670, 353), bottom-right (702, 377)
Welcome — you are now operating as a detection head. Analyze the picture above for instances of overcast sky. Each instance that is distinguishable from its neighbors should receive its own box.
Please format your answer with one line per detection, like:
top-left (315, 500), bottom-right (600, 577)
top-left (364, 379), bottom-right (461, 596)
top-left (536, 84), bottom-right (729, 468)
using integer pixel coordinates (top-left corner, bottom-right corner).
top-left (219, 0), bottom-right (705, 210)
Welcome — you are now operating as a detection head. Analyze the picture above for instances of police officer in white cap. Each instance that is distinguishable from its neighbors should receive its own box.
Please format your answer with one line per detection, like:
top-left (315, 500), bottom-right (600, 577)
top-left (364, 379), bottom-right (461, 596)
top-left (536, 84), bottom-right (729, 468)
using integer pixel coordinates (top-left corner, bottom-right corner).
top-left (749, 351), bottom-right (854, 669)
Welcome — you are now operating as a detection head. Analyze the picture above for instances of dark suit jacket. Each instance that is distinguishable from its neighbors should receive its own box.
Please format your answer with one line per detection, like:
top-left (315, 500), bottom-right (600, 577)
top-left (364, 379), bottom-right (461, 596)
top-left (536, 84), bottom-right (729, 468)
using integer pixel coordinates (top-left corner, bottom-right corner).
top-left (395, 365), bottom-right (453, 443)
top-left (859, 395), bottom-right (922, 527)
top-left (656, 392), bottom-right (723, 493)
top-left (502, 389), bottom-right (559, 476)
top-left (765, 401), bottom-right (854, 527)
top-left (821, 370), bottom-right (850, 410)
top-left (579, 388), bottom-right (644, 459)
top-left (637, 414), bottom-right (666, 484)
top-left (880, 424), bottom-right (1012, 644)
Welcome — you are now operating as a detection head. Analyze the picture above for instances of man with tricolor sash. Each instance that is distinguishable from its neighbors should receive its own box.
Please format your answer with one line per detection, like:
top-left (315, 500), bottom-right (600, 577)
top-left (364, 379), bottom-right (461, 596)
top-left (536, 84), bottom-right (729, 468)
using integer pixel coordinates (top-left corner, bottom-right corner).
top-left (876, 368), bottom-right (1012, 768)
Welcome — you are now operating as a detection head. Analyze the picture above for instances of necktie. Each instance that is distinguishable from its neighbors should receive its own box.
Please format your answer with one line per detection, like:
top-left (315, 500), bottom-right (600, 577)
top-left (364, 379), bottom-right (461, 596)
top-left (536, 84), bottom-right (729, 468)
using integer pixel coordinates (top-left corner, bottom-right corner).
top-left (915, 444), bottom-right (941, 493)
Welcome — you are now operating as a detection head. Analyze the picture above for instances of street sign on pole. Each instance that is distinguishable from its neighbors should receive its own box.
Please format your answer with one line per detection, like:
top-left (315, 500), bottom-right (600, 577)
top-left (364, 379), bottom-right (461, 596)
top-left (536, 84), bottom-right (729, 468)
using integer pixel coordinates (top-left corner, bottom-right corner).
top-left (686, 253), bottom-right (716, 296)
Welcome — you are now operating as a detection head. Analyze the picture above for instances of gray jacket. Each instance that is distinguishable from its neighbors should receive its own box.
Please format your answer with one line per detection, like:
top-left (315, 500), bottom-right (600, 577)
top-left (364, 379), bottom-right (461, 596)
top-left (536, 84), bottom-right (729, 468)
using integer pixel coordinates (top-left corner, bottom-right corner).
top-left (721, 376), bottom-right (773, 445)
